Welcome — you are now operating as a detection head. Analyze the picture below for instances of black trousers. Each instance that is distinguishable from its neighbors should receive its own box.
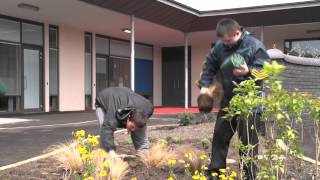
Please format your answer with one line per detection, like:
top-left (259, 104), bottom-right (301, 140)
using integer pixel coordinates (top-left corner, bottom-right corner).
top-left (208, 110), bottom-right (261, 179)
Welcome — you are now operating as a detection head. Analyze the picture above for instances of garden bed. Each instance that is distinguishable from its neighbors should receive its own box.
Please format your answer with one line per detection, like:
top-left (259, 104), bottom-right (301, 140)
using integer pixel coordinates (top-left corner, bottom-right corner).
top-left (0, 122), bottom-right (318, 179)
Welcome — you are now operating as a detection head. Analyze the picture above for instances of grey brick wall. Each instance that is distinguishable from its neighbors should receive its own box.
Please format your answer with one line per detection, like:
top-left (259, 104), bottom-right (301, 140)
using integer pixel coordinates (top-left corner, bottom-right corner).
top-left (277, 59), bottom-right (320, 97)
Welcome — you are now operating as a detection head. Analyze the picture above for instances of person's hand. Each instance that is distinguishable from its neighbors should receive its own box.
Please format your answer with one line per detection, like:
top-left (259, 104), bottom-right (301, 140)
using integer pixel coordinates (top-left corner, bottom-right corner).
top-left (200, 87), bottom-right (209, 94)
top-left (233, 63), bottom-right (249, 76)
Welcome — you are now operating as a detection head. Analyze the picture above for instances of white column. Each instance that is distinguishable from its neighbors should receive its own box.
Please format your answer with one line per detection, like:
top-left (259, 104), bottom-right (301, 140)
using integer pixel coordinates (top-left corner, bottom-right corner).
top-left (184, 32), bottom-right (189, 109)
top-left (92, 33), bottom-right (96, 109)
top-left (130, 15), bottom-right (135, 91)
top-left (260, 25), bottom-right (264, 44)
top-left (44, 24), bottom-right (50, 112)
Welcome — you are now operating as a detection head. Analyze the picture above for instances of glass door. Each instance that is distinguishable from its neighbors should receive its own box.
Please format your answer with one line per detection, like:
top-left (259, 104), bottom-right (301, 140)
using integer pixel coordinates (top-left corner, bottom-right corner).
top-left (23, 47), bottom-right (43, 111)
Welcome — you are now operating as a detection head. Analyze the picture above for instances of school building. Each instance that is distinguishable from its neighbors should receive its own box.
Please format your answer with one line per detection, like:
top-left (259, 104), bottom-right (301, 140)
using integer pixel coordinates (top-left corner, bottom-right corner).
top-left (0, 0), bottom-right (320, 114)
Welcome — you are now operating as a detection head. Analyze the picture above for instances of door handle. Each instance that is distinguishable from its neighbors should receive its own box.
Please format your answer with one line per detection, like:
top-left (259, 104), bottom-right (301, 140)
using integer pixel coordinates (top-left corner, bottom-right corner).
top-left (173, 80), bottom-right (176, 89)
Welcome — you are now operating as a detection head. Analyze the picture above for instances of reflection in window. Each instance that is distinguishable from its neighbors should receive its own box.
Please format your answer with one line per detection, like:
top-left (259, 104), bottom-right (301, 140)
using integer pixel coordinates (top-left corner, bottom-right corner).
top-left (0, 43), bottom-right (21, 112)
top-left (109, 57), bottom-right (131, 88)
top-left (49, 26), bottom-right (59, 111)
top-left (285, 39), bottom-right (320, 58)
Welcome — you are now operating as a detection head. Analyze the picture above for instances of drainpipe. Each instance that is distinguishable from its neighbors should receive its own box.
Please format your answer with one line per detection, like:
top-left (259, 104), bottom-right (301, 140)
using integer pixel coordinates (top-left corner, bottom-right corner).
top-left (130, 15), bottom-right (135, 91)
top-left (184, 32), bottom-right (189, 109)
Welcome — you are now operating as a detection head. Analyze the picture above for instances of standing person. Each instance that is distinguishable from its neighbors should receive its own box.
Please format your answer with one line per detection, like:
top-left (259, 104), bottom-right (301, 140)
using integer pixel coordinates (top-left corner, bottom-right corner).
top-left (95, 87), bottom-right (154, 156)
top-left (198, 18), bottom-right (270, 180)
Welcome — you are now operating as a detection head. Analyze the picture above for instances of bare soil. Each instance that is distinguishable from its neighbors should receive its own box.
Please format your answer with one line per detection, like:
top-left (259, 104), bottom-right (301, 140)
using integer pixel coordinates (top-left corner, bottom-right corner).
top-left (0, 122), bottom-right (318, 180)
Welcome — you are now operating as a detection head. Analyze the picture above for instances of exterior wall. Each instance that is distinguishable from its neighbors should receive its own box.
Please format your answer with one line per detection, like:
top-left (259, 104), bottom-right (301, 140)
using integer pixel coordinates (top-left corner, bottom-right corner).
top-left (190, 44), bottom-right (211, 106)
top-left (279, 59), bottom-right (320, 97)
top-left (153, 46), bottom-right (162, 106)
top-left (59, 26), bottom-right (85, 111)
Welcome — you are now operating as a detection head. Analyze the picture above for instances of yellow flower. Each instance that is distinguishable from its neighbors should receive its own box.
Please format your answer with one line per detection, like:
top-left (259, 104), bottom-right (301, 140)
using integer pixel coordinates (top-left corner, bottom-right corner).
top-left (167, 176), bottom-right (175, 180)
top-left (201, 165), bottom-right (208, 171)
top-left (184, 153), bottom-right (192, 159)
top-left (199, 175), bottom-right (207, 180)
top-left (200, 154), bottom-right (207, 160)
top-left (81, 153), bottom-right (89, 160)
top-left (99, 170), bottom-right (108, 177)
top-left (78, 146), bottom-right (87, 154)
top-left (219, 174), bottom-right (227, 180)
top-left (230, 171), bottom-right (237, 178)
top-left (184, 163), bottom-right (190, 168)
top-left (211, 172), bottom-right (218, 177)
top-left (168, 159), bottom-right (176, 165)
top-left (219, 168), bottom-right (227, 174)
top-left (88, 135), bottom-right (99, 146)
top-left (75, 130), bottom-right (85, 138)
top-left (84, 177), bottom-right (94, 180)
top-left (88, 153), bottom-right (94, 159)
top-left (98, 149), bottom-right (107, 157)
top-left (192, 174), bottom-right (200, 180)
top-left (101, 161), bottom-right (110, 168)
top-left (131, 177), bottom-right (138, 180)
top-left (192, 170), bottom-right (200, 179)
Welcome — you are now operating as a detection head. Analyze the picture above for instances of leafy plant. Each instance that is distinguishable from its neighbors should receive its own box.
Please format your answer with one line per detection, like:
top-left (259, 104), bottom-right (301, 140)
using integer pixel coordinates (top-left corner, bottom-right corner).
top-left (223, 61), bottom-right (315, 179)
top-left (166, 136), bottom-right (182, 144)
top-left (178, 112), bottom-right (195, 126)
top-left (201, 138), bottom-right (210, 149)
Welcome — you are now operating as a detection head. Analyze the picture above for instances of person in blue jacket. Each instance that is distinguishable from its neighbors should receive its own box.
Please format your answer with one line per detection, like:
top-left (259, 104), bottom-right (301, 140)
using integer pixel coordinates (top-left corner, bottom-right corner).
top-left (198, 18), bottom-right (270, 180)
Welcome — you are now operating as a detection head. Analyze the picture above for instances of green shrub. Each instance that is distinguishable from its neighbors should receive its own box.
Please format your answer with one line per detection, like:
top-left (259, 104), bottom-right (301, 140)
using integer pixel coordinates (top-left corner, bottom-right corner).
top-left (178, 112), bottom-right (195, 126)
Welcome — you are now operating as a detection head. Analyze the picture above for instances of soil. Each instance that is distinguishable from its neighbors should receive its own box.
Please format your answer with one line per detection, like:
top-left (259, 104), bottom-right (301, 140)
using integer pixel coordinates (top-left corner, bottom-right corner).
top-left (0, 122), bottom-right (318, 180)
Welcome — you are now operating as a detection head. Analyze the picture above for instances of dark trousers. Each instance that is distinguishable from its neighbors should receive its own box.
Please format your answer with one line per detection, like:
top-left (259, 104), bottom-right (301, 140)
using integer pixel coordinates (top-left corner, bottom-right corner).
top-left (208, 110), bottom-right (261, 179)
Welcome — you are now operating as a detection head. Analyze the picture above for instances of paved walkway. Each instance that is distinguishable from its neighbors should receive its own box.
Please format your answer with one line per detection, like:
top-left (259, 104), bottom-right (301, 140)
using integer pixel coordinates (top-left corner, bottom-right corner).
top-left (0, 112), bottom-right (179, 167)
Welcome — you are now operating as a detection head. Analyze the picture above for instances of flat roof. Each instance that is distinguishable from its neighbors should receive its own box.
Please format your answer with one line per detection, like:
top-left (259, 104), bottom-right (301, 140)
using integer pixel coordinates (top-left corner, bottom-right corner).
top-left (172, 0), bottom-right (315, 12)
top-left (81, 0), bottom-right (320, 32)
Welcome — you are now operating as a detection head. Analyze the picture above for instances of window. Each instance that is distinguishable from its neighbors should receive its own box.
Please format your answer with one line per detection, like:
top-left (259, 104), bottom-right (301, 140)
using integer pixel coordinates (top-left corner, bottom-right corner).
top-left (22, 23), bottom-right (43, 45)
top-left (49, 26), bottom-right (59, 111)
top-left (285, 39), bottom-right (320, 58)
top-left (109, 57), bottom-right (131, 88)
top-left (85, 33), bottom-right (92, 109)
top-left (0, 43), bottom-right (21, 112)
top-left (0, 18), bottom-right (20, 42)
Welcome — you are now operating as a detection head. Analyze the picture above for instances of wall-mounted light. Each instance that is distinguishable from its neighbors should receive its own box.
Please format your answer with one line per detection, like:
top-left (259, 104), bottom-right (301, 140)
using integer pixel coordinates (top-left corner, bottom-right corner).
top-left (122, 28), bottom-right (131, 34)
top-left (18, 3), bottom-right (40, 12)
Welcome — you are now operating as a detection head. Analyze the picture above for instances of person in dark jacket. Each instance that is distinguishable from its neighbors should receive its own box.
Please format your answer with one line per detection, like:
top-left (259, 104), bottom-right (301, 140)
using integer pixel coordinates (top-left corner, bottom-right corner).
top-left (198, 19), bottom-right (270, 180)
top-left (95, 87), bottom-right (154, 156)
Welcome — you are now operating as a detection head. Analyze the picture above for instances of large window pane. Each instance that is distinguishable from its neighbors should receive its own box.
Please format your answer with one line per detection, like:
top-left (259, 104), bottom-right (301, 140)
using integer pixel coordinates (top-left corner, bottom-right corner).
top-left (49, 27), bottom-right (58, 49)
top-left (0, 18), bottom-right (20, 42)
top-left (22, 23), bottom-right (43, 45)
top-left (49, 50), bottom-right (58, 95)
top-left (109, 57), bottom-right (131, 88)
top-left (96, 37), bottom-right (109, 55)
top-left (85, 33), bottom-right (92, 109)
top-left (96, 56), bottom-right (108, 94)
top-left (85, 53), bottom-right (92, 95)
top-left (0, 43), bottom-right (21, 112)
top-left (49, 26), bottom-right (58, 111)
top-left (285, 39), bottom-right (320, 58)
top-left (110, 40), bottom-right (130, 57)
top-left (135, 44), bottom-right (153, 60)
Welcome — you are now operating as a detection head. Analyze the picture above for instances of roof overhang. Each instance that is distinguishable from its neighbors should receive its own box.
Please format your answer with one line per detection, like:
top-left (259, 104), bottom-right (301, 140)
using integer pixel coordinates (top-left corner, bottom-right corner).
top-left (80, 0), bottom-right (320, 32)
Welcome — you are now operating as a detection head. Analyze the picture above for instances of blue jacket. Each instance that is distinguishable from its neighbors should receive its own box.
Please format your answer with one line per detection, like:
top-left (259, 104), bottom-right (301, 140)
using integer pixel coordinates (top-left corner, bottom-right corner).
top-left (199, 31), bottom-right (270, 108)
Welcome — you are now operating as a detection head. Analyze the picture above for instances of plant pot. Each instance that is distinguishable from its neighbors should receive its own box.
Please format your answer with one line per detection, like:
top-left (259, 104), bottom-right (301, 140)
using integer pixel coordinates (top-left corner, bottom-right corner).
top-left (220, 53), bottom-right (246, 73)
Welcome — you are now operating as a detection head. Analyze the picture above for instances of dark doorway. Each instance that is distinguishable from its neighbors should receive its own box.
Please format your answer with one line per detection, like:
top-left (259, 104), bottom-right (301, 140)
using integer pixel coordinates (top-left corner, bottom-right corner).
top-left (162, 46), bottom-right (191, 107)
